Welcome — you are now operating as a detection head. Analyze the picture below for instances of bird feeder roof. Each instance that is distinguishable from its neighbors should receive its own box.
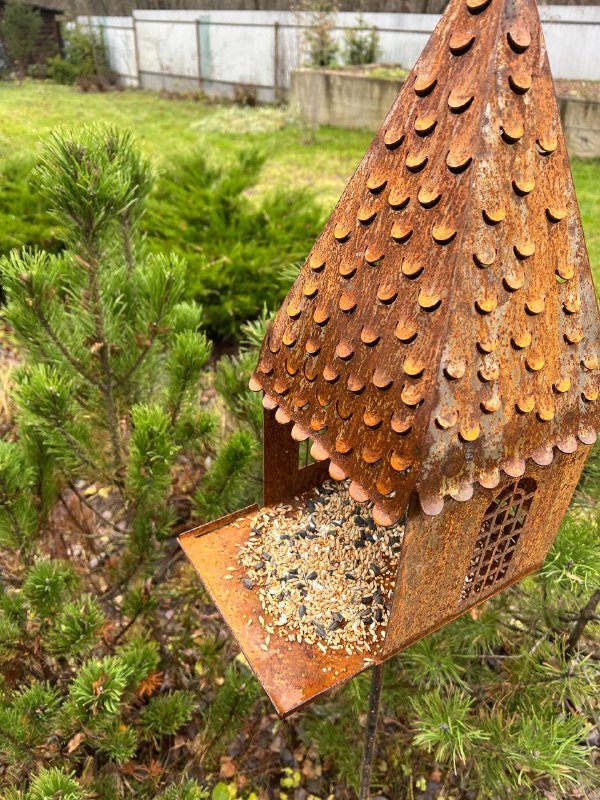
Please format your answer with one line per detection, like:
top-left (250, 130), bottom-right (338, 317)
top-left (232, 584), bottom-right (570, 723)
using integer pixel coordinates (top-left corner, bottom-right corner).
top-left (251, 0), bottom-right (600, 523)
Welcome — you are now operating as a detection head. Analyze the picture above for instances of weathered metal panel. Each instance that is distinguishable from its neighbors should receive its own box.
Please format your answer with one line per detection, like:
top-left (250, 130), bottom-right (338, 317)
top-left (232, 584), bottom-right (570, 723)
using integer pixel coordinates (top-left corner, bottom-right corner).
top-left (250, 0), bottom-right (600, 525)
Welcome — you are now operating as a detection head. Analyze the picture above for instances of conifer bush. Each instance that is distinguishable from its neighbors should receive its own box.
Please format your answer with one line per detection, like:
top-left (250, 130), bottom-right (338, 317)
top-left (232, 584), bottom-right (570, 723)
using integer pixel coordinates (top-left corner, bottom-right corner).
top-left (0, 127), bottom-right (262, 798)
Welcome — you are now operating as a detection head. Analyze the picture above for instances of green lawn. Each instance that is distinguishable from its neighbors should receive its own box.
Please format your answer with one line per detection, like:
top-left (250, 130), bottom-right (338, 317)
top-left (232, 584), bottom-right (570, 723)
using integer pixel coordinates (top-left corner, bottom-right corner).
top-left (0, 80), bottom-right (598, 280)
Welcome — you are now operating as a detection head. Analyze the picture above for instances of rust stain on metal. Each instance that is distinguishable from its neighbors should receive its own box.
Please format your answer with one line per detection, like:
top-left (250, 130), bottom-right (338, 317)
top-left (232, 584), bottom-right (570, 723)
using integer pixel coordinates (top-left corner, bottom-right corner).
top-left (181, 0), bottom-right (600, 719)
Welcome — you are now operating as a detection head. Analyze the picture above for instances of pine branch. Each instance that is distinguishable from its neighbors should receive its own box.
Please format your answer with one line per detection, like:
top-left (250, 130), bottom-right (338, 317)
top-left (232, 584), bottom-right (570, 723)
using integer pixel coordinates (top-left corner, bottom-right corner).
top-left (66, 480), bottom-right (127, 537)
top-left (566, 588), bottom-right (600, 656)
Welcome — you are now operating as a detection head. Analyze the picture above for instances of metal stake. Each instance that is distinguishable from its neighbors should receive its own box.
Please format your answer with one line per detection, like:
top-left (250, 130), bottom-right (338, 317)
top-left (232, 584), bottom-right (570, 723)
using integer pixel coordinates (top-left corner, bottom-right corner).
top-left (358, 662), bottom-right (385, 800)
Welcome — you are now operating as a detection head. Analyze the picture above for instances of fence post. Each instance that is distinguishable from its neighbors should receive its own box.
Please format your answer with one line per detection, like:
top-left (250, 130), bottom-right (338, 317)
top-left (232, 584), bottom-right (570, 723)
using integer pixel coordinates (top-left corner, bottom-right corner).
top-left (273, 21), bottom-right (280, 104)
top-left (195, 19), bottom-right (202, 91)
top-left (131, 14), bottom-right (140, 88)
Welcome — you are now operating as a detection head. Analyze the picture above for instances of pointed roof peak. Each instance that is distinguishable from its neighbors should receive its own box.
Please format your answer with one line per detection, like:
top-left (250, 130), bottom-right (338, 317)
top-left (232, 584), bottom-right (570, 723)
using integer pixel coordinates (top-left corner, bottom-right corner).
top-left (251, 0), bottom-right (600, 521)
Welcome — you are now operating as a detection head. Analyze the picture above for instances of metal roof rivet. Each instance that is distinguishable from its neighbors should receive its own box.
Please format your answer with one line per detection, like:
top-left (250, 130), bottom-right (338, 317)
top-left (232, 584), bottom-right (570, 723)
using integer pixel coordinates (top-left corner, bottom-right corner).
top-left (248, 375), bottom-right (262, 392)
top-left (367, 173), bottom-right (387, 193)
top-left (313, 307), bottom-right (330, 325)
top-left (335, 439), bottom-right (353, 455)
top-left (328, 462), bottom-right (347, 481)
top-left (347, 374), bottom-right (366, 393)
top-left (513, 176), bottom-right (535, 196)
top-left (305, 338), bottom-right (321, 355)
top-left (526, 354), bottom-right (545, 372)
top-left (373, 369), bottom-right (393, 390)
top-left (377, 283), bottom-right (398, 304)
top-left (394, 320), bottom-right (418, 342)
top-left (459, 422), bottom-right (480, 441)
top-left (556, 263), bottom-right (575, 281)
top-left (362, 447), bottom-right (382, 465)
top-left (304, 362), bottom-right (319, 381)
top-left (475, 295), bottom-right (498, 314)
top-left (466, 0), bottom-right (492, 13)
top-left (444, 359), bottom-right (466, 380)
top-left (364, 245), bottom-right (386, 265)
top-left (477, 336), bottom-right (499, 354)
top-left (414, 74), bottom-right (437, 96)
top-left (516, 396), bottom-right (535, 414)
top-left (537, 405), bottom-right (555, 422)
top-left (336, 399), bottom-right (353, 420)
top-left (287, 301), bottom-right (302, 318)
top-left (563, 297), bottom-right (581, 314)
top-left (449, 31), bottom-right (476, 55)
top-left (418, 289), bottom-right (442, 311)
top-left (349, 481), bottom-right (370, 503)
top-left (478, 363), bottom-right (499, 382)
top-left (525, 298), bottom-right (545, 315)
top-left (402, 260), bottom-right (424, 279)
top-left (335, 341), bottom-right (354, 360)
top-left (391, 414), bottom-right (412, 435)
top-left (357, 206), bottom-right (377, 224)
top-left (418, 187), bottom-right (441, 208)
top-left (291, 423), bottom-right (309, 442)
top-left (274, 407), bottom-right (291, 424)
top-left (553, 377), bottom-right (571, 393)
top-left (309, 254), bottom-right (326, 271)
top-left (435, 408), bottom-right (458, 429)
top-left (334, 222), bottom-right (352, 242)
top-left (259, 361), bottom-right (274, 375)
top-left (415, 114), bottom-right (438, 136)
top-left (339, 292), bottom-right (357, 313)
top-left (565, 329), bottom-right (584, 345)
top-left (383, 129), bottom-right (405, 149)
top-left (339, 262), bottom-right (357, 279)
top-left (583, 354), bottom-right (599, 371)
top-left (583, 386), bottom-right (599, 402)
top-left (323, 365), bottom-right (339, 383)
top-left (286, 358), bottom-right (299, 376)
top-left (401, 384), bottom-right (423, 407)
top-left (446, 150), bottom-right (473, 173)
top-left (406, 152), bottom-right (429, 172)
top-left (390, 452), bottom-right (412, 472)
top-left (503, 269), bottom-right (525, 292)
top-left (431, 223), bottom-right (457, 244)
top-left (273, 379), bottom-right (290, 395)
top-left (482, 207), bottom-right (505, 225)
top-left (546, 206), bottom-right (567, 222)
top-left (501, 121), bottom-right (524, 144)
top-left (448, 90), bottom-right (475, 113)
top-left (391, 222), bottom-right (413, 243)
top-left (403, 355), bottom-right (425, 377)
top-left (508, 72), bottom-right (532, 94)
top-left (514, 240), bottom-right (536, 259)
top-left (481, 395), bottom-right (501, 413)
top-left (388, 188), bottom-right (410, 209)
top-left (310, 441), bottom-right (329, 461)
top-left (282, 330), bottom-right (297, 347)
top-left (511, 331), bottom-right (532, 349)
top-left (303, 281), bottom-right (319, 298)
top-left (363, 411), bottom-right (382, 428)
top-left (536, 134), bottom-right (557, 155)
top-left (473, 245), bottom-right (496, 267)
top-left (507, 28), bottom-right (531, 53)
top-left (360, 326), bottom-right (380, 346)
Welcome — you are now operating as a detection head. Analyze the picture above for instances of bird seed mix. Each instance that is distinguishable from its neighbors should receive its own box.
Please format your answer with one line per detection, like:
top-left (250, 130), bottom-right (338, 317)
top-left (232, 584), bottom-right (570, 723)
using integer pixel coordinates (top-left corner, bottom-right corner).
top-left (236, 480), bottom-right (404, 655)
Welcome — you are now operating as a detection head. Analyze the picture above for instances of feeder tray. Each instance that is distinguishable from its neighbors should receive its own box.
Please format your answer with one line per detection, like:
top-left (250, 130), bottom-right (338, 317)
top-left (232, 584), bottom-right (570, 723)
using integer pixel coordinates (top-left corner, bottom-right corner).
top-left (179, 502), bottom-right (385, 718)
top-left (181, 0), bottom-right (600, 719)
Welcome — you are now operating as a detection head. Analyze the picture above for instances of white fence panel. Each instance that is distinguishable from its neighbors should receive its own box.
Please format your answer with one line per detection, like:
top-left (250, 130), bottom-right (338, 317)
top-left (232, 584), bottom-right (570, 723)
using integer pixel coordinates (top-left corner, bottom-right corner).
top-left (81, 6), bottom-right (600, 98)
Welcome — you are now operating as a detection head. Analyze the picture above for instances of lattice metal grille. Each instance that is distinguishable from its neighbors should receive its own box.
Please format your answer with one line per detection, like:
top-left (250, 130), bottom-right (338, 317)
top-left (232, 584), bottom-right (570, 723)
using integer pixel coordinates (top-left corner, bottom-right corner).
top-left (460, 478), bottom-right (537, 603)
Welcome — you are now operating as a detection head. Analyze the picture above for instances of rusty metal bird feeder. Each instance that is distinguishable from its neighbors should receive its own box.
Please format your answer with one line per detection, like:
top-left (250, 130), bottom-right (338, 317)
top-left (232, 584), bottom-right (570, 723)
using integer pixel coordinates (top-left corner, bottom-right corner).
top-left (180, 0), bottom-right (600, 737)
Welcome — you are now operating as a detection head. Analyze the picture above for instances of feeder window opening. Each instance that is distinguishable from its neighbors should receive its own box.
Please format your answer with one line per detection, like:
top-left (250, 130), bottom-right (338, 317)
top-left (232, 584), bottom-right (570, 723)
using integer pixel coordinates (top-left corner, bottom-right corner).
top-left (460, 478), bottom-right (537, 603)
top-left (298, 437), bottom-right (316, 469)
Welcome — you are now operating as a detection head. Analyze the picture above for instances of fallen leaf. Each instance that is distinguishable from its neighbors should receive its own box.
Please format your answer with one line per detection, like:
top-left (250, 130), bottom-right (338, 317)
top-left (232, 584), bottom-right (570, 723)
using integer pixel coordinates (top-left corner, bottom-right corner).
top-left (67, 731), bottom-right (85, 753)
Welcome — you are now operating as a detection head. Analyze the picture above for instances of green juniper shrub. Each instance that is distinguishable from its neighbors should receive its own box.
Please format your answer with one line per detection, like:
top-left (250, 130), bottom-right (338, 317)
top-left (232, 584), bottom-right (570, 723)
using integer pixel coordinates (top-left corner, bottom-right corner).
top-left (46, 23), bottom-right (111, 86)
top-left (144, 150), bottom-right (323, 342)
top-left (342, 15), bottom-right (380, 66)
